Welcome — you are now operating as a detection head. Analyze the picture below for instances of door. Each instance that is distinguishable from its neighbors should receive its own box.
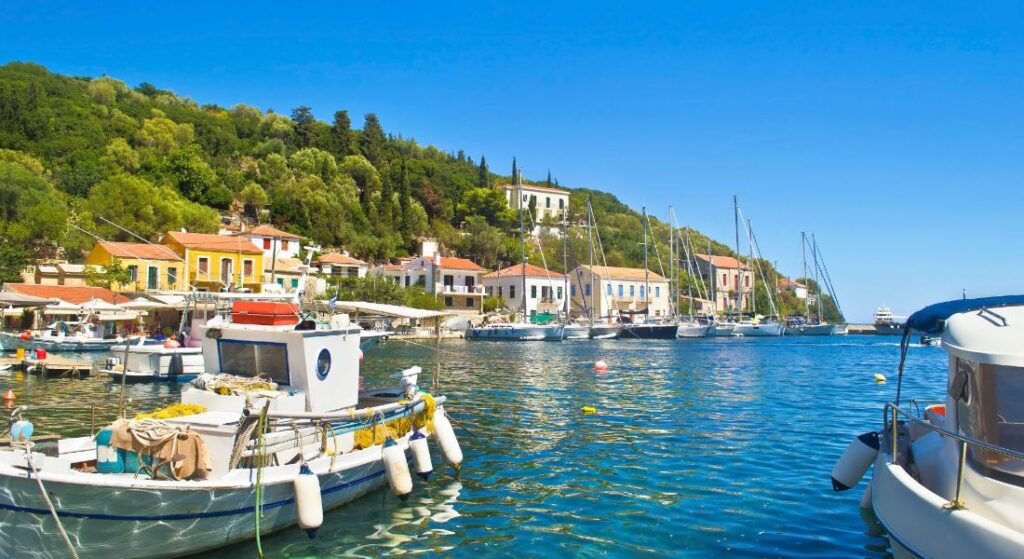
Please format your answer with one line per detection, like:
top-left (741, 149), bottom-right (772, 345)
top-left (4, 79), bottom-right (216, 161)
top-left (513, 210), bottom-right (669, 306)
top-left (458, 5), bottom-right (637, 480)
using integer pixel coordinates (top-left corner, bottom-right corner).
top-left (147, 266), bottom-right (158, 290)
top-left (221, 258), bottom-right (233, 286)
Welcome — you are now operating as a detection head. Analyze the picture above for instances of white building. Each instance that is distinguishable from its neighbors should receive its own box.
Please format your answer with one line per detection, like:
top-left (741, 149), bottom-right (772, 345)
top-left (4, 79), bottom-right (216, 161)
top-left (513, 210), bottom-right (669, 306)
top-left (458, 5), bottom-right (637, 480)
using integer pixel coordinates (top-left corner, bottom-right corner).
top-left (482, 263), bottom-right (567, 317)
top-left (500, 183), bottom-right (571, 235)
top-left (569, 265), bottom-right (671, 318)
top-left (779, 277), bottom-right (808, 300)
top-left (240, 224), bottom-right (302, 260)
top-left (691, 254), bottom-right (753, 314)
top-left (316, 252), bottom-right (369, 278)
top-left (401, 241), bottom-right (485, 314)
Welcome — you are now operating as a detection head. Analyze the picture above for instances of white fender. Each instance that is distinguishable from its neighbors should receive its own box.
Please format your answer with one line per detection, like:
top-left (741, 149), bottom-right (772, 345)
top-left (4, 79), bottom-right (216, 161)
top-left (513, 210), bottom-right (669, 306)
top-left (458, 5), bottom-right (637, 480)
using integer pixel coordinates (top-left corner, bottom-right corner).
top-left (831, 432), bottom-right (879, 491)
top-left (432, 408), bottom-right (463, 469)
top-left (294, 464), bottom-right (323, 538)
top-left (410, 429), bottom-right (433, 480)
top-left (382, 439), bottom-right (413, 500)
top-left (860, 481), bottom-right (873, 509)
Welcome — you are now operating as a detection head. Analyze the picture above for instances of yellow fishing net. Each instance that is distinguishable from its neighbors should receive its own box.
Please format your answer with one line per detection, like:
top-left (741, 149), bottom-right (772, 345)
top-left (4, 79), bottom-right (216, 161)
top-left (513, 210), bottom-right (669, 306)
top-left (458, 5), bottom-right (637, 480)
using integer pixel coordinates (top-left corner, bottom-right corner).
top-left (135, 403), bottom-right (207, 420)
top-left (353, 393), bottom-right (436, 449)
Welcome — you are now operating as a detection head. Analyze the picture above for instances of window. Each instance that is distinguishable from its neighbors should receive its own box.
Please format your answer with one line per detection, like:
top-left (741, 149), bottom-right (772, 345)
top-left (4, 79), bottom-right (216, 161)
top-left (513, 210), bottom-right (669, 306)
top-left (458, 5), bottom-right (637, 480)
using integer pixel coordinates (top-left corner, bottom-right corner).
top-left (220, 258), bottom-right (233, 284)
top-left (291, 279), bottom-right (298, 288)
top-left (198, 257), bottom-right (209, 275)
top-left (618, 285), bottom-right (624, 297)
top-left (722, 273), bottom-right (727, 286)
top-left (147, 266), bottom-right (158, 290)
top-left (655, 286), bottom-right (660, 298)
top-left (466, 297), bottom-right (474, 308)
top-left (218, 340), bottom-right (289, 385)
top-left (541, 286), bottom-right (549, 299)
top-left (263, 238), bottom-right (271, 250)
top-left (607, 284), bottom-right (612, 296)
top-left (347, 267), bottom-right (358, 278)
top-left (531, 285), bottom-right (537, 299)
top-left (557, 286), bottom-right (562, 299)
top-left (585, 285), bottom-right (591, 296)
top-left (954, 358), bottom-right (1024, 483)
top-left (745, 276), bottom-right (750, 288)
top-left (444, 296), bottom-right (453, 307)
top-left (277, 278), bottom-right (284, 285)
top-left (510, 286), bottom-right (516, 300)
top-left (546, 197), bottom-right (551, 208)
top-left (466, 276), bottom-right (475, 288)
top-left (630, 285), bottom-right (635, 297)
top-left (498, 286), bottom-right (503, 298)
top-left (443, 275), bottom-right (455, 288)
top-left (559, 199), bottom-right (564, 210)
top-left (404, 275), bottom-right (410, 287)
top-left (127, 265), bottom-right (138, 282)
top-left (243, 259), bottom-right (254, 279)
top-left (167, 267), bottom-right (177, 288)
top-left (281, 240), bottom-right (289, 251)
top-left (571, 285), bottom-right (576, 297)
top-left (640, 286), bottom-right (645, 299)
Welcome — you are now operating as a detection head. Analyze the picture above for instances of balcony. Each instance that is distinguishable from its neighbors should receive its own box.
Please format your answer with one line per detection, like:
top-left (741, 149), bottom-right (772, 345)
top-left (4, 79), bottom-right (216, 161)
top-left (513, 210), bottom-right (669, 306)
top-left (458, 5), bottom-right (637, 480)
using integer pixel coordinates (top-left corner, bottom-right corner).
top-left (441, 285), bottom-right (485, 296)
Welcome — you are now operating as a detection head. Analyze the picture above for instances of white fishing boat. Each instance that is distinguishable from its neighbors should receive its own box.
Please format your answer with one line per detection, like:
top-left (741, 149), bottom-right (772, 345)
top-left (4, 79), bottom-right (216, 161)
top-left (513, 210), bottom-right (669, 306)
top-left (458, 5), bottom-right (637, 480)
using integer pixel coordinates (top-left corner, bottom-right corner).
top-left (0, 297), bottom-right (461, 558)
top-left (832, 296), bottom-right (1024, 559)
top-left (102, 342), bottom-right (205, 383)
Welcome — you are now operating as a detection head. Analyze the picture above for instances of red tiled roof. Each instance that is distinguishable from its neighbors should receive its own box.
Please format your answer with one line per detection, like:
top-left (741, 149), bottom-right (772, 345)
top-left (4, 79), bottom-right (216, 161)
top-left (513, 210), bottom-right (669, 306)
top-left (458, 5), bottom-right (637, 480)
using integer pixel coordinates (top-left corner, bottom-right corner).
top-left (241, 224), bottom-right (302, 240)
top-left (779, 277), bottom-right (806, 288)
top-left (317, 252), bottom-right (367, 266)
top-left (578, 265), bottom-right (667, 282)
top-left (96, 241), bottom-right (180, 261)
top-left (4, 283), bottom-right (119, 304)
top-left (378, 264), bottom-right (403, 272)
top-left (694, 254), bottom-right (749, 270)
top-left (163, 231), bottom-right (263, 254)
top-left (484, 263), bottom-right (566, 279)
top-left (439, 256), bottom-right (484, 271)
top-left (498, 183), bottom-right (570, 195)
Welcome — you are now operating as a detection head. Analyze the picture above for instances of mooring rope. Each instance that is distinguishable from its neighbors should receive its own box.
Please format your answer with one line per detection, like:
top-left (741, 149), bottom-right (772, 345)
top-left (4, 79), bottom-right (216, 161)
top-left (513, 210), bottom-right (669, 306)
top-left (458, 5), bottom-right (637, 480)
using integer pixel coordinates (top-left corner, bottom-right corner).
top-left (24, 449), bottom-right (79, 559)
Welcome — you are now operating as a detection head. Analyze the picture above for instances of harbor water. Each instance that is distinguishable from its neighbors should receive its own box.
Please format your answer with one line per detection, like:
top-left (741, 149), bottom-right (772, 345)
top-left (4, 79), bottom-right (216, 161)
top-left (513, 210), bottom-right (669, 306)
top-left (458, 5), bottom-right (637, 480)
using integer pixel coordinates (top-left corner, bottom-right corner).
top-left (3, 335), bottom-right (946, 558)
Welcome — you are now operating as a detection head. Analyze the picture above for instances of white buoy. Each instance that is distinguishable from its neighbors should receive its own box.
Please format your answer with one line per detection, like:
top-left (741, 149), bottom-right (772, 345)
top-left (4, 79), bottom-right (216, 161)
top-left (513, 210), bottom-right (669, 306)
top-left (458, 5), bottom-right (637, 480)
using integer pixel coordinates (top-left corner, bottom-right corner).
top-left (860, 482), bottom-right (873, 509)
top-left (294, 464), bottom-right (323, 538)
top-left (831, 432), bottom-right (880, 491)
top-left (432, 408), bottom-right (463, 469)
top-left (382, 438), bottom-right (413, 500)
top-left (410, 429), bottom-right (433, 480)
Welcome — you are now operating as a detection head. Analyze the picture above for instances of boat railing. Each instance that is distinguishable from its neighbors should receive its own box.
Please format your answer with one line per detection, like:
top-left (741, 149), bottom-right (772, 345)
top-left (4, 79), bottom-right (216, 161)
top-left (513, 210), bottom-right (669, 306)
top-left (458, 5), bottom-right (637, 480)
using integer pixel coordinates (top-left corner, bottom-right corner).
top-left (884, 401), bottom-right (1024, 509)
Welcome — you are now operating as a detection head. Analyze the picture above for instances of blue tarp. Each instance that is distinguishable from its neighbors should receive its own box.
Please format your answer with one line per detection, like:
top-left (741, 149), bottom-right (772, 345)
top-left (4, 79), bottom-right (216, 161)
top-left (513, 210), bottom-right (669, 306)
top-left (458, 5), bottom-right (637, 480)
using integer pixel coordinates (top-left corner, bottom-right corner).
top-left (905, 295), bottom-right (1024, 335)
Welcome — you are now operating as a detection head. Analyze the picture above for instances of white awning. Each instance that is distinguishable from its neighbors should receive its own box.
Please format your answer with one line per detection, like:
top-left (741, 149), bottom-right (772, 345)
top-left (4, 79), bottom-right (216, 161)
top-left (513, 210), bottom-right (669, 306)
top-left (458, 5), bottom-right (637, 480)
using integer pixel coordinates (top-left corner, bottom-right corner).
top-left (43, 300), bottom-right (82, 315)
top-left (328, 301), bottom-right (449, 320)
top-left (80, 298), bottom-right (123, 312)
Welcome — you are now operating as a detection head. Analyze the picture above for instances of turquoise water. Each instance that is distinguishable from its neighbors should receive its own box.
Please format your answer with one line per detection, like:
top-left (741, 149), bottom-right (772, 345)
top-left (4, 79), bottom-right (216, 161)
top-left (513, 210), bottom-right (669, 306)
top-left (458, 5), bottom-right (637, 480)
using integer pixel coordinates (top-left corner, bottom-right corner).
top-left (3, 336), bottom-right (948, 558)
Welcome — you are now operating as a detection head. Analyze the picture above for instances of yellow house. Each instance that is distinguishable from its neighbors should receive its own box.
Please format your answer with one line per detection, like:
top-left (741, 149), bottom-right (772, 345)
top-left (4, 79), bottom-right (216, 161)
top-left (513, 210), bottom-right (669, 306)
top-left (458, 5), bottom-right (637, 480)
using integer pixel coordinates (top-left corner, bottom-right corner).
top-left (85, 241), bottom-right (185, 292)
top-left (161, 231), bottom-right (265, 292)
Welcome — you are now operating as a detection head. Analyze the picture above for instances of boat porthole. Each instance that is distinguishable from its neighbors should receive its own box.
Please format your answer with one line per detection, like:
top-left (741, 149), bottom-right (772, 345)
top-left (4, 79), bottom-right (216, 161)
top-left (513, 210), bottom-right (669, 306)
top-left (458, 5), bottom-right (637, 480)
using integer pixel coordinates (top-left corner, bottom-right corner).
top-left (316, 348), bottom-right (331, 380)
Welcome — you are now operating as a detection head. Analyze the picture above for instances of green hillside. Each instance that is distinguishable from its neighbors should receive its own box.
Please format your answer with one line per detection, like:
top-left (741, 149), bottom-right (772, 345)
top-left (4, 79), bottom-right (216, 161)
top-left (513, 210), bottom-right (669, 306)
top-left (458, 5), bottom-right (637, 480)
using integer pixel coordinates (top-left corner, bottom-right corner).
top-left (0, 61), bottom-right (841, 320)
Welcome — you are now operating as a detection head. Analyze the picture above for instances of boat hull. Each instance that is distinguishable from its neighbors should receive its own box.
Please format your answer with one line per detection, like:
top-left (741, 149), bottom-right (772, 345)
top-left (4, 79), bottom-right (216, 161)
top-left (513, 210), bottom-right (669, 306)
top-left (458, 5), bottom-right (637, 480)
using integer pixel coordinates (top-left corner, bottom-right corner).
top-left (734, 323), bottom-right (784, 337)
top-left (562, 325), bottom-right (590, 339)
top-left (466, 324), bottom-right (564, 341)
top-left (874, 323), bottom-right (904, 335)
top-left (676, 324), bottom-right (709, 338)
top-left (0, 444), bottom-right (401, 559)
top-left (619, 324), bottom-right (678, 339)
top-left (785, 324), bottom-right (834, 336)
top-left (588, 324), bottom-right (621, 339)
top-left (0, 332), bottom-right (150, 352)
top-left (709, 324), bottom-right (736, 337)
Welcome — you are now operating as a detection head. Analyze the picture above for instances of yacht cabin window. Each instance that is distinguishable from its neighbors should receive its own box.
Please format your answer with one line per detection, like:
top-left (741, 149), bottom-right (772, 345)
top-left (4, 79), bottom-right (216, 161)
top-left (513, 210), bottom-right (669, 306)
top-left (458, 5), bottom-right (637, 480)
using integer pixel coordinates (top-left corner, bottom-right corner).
top-left (954, 357), bottom-right (1024, 482)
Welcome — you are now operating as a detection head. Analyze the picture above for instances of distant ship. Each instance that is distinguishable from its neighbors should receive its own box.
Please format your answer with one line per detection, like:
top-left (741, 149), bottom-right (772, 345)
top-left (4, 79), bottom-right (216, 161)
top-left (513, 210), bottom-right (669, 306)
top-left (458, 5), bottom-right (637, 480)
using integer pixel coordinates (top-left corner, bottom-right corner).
top-left (873, 305), bottom-right (905, 335)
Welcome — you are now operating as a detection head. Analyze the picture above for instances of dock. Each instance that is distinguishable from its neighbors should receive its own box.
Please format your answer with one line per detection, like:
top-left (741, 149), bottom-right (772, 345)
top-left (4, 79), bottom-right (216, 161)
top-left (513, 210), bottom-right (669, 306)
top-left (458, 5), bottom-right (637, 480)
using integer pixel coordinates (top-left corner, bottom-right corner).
top-left (847, 324), bottom-right (877, 334)
top-left (21, 355), bottom-right (93, 377)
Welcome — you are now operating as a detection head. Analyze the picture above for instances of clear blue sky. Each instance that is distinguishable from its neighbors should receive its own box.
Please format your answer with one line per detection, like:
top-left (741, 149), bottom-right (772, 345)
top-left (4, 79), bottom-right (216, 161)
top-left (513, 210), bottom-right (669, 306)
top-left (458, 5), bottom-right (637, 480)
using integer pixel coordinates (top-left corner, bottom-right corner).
top-left (3, 1), bottom-right (1023, 321)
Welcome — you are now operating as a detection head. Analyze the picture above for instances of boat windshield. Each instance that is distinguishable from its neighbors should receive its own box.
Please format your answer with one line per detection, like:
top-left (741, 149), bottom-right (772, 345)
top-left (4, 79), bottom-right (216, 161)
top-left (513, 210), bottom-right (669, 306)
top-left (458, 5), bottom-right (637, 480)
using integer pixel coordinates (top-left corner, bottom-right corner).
top-left (217, 340), bottom-right (290, 385)
top-left (954, 359), bottom-right (1024, 482)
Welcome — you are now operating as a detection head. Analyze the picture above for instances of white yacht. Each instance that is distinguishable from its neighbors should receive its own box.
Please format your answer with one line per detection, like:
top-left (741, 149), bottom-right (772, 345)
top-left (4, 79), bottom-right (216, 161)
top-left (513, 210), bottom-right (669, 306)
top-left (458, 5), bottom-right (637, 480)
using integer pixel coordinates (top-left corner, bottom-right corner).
top-left (832, 296), bottom-right (1024, 558)
top-left (734, 317), bottom-right (784, 337)
top-left (676, 318), bottom-right (710, 338)
top-left (873, 305), bottom-right (905, 335)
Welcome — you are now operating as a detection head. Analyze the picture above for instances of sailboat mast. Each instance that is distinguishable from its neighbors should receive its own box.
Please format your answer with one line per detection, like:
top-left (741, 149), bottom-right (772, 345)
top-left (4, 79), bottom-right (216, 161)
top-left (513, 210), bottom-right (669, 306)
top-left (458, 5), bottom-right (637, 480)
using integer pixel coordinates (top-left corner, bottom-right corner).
top-left (708, 239), bottom-right (716, 316)
top-left (562, 208), bottom-right (569, 318)
top-left (519, 170), bottom-right (527, 324)
top-left (643, 207), bottom-right (650, 317)
top-left (801, 232), bottom-right (809, 318)
top-left (734, 195), bottom-right (742, 317)
top-left (588, 198), bottom-right (595, 326)
top-left (668, 206), bottom-right (675, 318)
top-left (813, 233), bottom-right (821, 324)
top-left (747, 217), bottom-right (755, 316)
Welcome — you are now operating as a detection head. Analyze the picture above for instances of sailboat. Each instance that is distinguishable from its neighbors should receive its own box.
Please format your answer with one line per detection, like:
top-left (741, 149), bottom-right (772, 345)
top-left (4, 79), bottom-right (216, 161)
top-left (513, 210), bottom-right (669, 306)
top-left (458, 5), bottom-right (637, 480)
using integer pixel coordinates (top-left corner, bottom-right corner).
top-left (670, 207), bottom-right (710, 338)
top-left (560, 210), bottom-right (590, 340)
top-left (581, 197), bottom-right (622, 339)
top-left (733, 199), bottom-right (784, 337)
top-left (466, 170), bottom-right (564, 341)
top-left (619, 208), bottom-right (678, 339)
top-left (786, 232), bottom-right (834, 336)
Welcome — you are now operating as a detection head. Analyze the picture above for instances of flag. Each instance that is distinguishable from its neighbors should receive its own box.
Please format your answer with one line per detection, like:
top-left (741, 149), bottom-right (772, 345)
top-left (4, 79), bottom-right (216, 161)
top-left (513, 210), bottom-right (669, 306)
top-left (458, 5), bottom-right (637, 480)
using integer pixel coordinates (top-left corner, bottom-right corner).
top-left (329, 294), bottom-right (337, 310)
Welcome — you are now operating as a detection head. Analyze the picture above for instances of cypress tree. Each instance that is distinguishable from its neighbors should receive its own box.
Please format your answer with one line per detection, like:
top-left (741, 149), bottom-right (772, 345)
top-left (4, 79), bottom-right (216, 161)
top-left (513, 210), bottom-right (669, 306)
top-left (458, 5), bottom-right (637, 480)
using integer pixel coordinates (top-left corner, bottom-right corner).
top-left (512, 157), bottom-right (518, 183)
top-left (360, 113), bottom-right (386, 167)
top-left (331, 110), bottom-right (354, 156)
top-left (546, 170), bottom-right (552, 188)
top-left (478, 155), bottom-right (489, 187)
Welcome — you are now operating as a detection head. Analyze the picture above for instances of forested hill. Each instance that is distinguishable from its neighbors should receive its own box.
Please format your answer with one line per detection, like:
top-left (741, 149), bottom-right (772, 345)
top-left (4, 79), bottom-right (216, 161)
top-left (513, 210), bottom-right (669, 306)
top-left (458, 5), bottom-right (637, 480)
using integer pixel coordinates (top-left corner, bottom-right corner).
top-left (0, 62), bottom-right (840, 318)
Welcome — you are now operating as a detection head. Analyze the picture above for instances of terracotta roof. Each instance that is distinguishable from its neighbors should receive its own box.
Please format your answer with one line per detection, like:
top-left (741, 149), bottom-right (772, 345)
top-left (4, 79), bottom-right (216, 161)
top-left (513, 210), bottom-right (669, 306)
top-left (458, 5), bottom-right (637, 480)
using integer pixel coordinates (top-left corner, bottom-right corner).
top-left (267, 257), bottom-right (305, 274)
top-left (438, 256), bottom-right (484, 271)
top-left (377, 264), bottom-right (403, 272)
top-left (317, 252), bottom-right (367, 266)
top-left (498, 183), bottom-right (570, 196)
top-left (578, 265), bottom-right (667, 282)
top-left (484, 263), bottom-right (566, 279)
top-left (779, 277), bottom-right (806, 288)
top-left (694, 254), bottom-right (749, 270)
top-left (163, 231), bottom-right (263, 254)
top-left (4, 284), bottom-right (119, 304)
top-left (97, 241), bottom-right (180, 261)
top-left (241, 224), bottom-right (302, 240)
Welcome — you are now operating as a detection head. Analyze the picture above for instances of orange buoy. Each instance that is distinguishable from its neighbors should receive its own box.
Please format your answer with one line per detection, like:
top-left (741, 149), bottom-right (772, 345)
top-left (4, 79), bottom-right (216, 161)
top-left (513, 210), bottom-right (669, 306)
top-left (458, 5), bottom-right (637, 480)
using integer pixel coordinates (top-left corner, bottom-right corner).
top-left (2, 389), bottom-right (15, 402)
top-left (163, 338), bottom-right (181, 349)
top-left (358, 349), bottom-right (364, 362)
top-left (594, 360), bottom-right (609, 372)
top-left (19, 330), bottom-right (30, 341)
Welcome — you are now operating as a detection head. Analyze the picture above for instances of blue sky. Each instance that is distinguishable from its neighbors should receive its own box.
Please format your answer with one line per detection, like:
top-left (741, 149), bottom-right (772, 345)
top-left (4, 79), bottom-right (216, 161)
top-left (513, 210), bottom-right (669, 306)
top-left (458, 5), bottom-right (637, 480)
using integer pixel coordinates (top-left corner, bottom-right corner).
top-left (3, 1), bottom-right (1023, 321)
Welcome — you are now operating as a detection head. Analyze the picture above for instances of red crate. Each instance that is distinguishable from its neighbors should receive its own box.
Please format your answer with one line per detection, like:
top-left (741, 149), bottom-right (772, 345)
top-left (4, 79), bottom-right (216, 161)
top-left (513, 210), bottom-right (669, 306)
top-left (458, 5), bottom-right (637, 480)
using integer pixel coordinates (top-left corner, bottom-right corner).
top-left (231, 301), bottom-right (300, 326)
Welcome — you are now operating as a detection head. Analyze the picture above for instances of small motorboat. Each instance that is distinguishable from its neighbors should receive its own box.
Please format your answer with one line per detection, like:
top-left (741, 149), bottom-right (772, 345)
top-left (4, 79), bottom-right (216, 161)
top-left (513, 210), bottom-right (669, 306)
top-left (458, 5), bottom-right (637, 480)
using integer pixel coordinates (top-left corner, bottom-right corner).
top-left (832, 295), bottom-right (1024, 558)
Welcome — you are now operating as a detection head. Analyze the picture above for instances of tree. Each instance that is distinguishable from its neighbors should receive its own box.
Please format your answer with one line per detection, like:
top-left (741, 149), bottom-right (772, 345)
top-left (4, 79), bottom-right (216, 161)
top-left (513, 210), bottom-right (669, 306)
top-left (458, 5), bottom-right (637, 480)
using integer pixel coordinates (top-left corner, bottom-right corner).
top-left (360, 113), bottom-right (386, 167)
top-left (239, 182), bottom-right (269, 217)
top-left (85, 257), bottom-right (132, 289)
top-left (511, 157), bottom-right (518, 182)
top-left (477, 155), bottom-right (489, 187)
top-left (0, 241), bottom-right (31, 286)
top-left (289, 148), bottom-right (337, 182)
top-left (136, 109), bottom-right (194, 154)
top-left (546, 170), bottom-right (552, 188)
top-left (291, 106), bottom-right (316, 147)
top-left (331, 110), bottom-right (355, 156)
top-left (167, 144), bottom-right (219, 202)
top-left (80, 174), bottom-right (217, 241)
top-left (456, 187), bottom-right (515, 228)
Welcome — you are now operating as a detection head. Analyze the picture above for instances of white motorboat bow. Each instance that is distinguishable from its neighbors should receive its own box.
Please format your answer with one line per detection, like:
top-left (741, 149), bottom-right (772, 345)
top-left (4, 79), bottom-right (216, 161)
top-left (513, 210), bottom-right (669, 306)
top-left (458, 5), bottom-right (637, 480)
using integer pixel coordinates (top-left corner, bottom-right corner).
top-left (832, 295), bottom-right (1024, 558)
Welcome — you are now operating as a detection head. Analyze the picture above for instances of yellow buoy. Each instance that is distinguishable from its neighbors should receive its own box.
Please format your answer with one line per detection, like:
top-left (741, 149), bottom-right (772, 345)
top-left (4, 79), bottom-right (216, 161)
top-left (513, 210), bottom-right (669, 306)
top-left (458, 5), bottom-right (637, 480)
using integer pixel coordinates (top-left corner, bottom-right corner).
top-left (874, 373), bottom-right (886, 383)
top-left (581, 406), bottom-right (597, 415)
